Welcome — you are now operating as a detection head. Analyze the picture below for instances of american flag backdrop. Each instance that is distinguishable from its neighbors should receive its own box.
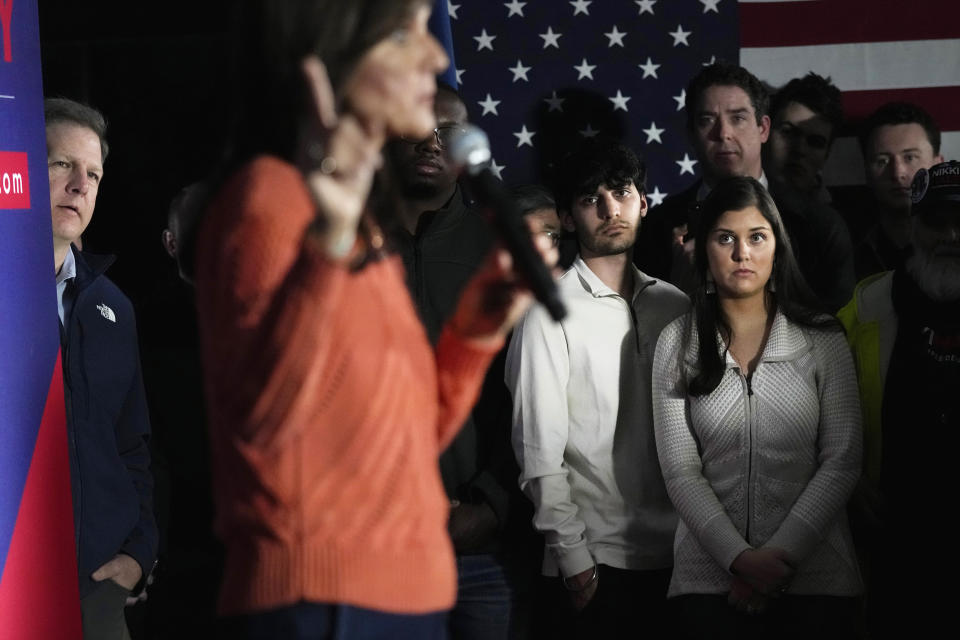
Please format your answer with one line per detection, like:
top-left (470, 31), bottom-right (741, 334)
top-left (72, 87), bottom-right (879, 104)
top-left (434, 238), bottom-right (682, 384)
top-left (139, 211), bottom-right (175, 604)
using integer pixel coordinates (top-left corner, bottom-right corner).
top-left (442, 0), bottom-right (960, 203)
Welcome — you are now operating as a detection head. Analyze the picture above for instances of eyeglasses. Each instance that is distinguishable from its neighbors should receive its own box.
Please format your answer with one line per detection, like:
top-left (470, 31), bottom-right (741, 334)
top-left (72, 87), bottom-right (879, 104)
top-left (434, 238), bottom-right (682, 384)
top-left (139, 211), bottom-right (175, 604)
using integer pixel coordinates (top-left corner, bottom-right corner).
top-left (401, 125), bottom-right (466, 150)
top-left (541, 229), bottom-right (562, 247)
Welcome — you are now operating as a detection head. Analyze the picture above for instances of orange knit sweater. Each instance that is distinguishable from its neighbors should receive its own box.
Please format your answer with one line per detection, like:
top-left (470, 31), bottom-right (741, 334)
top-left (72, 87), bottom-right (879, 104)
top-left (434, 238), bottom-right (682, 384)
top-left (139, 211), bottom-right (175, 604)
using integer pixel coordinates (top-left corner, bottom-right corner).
top-left (195, 156), bottom-right (501, 616)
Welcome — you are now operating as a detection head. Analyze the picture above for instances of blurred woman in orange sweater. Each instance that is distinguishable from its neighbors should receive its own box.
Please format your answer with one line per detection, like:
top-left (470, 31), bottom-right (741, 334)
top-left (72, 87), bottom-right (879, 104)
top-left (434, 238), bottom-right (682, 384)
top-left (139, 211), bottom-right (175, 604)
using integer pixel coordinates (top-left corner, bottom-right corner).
top-left (190, 2), bottom-right (553, 638)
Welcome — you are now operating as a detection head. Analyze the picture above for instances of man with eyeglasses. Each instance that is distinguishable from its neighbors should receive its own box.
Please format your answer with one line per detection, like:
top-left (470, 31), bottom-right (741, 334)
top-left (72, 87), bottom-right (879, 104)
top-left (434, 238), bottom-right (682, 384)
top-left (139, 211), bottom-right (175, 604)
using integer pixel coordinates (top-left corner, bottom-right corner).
top-left (387, 82), bottom-right (525, 640)
top-left (389, 82), bottom-right (489, 339)
top-left (512, 182), bottom-right (563, 244)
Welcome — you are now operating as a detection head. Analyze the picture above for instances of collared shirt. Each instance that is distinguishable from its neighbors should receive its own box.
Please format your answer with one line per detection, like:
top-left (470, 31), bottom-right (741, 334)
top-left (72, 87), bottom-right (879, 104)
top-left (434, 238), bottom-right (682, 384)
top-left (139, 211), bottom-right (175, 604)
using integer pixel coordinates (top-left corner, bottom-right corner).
top-left (57, 247), bottom-right (77, 327)
top-left (506, 256), bottom-right (689, 577)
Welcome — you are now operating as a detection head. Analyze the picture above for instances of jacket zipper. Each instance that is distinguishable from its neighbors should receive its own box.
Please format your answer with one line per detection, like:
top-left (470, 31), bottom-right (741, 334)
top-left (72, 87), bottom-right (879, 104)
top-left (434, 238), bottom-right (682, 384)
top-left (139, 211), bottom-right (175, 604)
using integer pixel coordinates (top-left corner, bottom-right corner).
top-left (741, 371), bottom-right (754, 543)
top-left (414, 234), bottom-right (425, 321)
top-left (627, 302), bottom-right (641, 354)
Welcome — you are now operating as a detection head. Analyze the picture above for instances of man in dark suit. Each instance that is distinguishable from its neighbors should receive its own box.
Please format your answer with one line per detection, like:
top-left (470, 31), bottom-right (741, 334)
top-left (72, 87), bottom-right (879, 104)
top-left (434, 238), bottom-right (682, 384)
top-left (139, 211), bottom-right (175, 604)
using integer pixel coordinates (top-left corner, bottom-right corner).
top-left (635, 62), bottom-right (855, 312)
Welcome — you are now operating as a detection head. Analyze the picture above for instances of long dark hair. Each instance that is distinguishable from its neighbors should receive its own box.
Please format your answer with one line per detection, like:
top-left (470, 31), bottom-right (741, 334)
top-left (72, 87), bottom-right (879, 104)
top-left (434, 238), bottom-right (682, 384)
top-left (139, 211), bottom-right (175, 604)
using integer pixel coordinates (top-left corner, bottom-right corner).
top-left (226, 0), bottom-right (430, 166)
top-left (180, 0), bottom-right (429, 279)
top-left (687, 177), bottom-right (839, 396)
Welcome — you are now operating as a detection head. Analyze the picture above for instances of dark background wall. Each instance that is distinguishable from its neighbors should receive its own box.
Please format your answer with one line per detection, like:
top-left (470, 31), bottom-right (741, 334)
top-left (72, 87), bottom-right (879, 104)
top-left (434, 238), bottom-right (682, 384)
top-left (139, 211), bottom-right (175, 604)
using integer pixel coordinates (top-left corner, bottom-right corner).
top-left (40, 1), bottom-right (233, 306)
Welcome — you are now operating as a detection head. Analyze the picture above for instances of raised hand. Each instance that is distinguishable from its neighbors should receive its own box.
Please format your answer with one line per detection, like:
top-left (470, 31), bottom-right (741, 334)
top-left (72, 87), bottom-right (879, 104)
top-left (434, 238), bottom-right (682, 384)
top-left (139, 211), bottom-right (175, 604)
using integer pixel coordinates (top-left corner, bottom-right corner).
top-left (298, 55), bottom-right (384, 257)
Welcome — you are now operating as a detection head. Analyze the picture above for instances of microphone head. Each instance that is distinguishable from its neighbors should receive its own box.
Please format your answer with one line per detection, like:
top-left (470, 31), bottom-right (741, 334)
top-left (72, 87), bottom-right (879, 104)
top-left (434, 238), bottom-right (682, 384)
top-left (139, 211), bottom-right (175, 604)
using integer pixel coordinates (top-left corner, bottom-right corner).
top-left (447, 124), bottom-right (492, 175)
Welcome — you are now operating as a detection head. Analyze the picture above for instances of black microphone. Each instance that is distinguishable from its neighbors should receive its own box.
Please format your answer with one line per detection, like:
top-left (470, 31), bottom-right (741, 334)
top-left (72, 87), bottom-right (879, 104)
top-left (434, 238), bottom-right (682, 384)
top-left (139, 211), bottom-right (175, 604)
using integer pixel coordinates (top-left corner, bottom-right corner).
top-left (448, 125), bottom-right (566, 321)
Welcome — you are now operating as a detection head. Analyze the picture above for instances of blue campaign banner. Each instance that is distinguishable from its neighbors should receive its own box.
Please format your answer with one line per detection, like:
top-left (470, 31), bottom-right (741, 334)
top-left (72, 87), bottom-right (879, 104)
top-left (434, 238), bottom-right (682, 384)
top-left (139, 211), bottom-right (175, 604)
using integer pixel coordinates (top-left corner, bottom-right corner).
top-left (0, 2), bottom-right (80, 636)
top-left (0, 0), bottom-right (58, 580)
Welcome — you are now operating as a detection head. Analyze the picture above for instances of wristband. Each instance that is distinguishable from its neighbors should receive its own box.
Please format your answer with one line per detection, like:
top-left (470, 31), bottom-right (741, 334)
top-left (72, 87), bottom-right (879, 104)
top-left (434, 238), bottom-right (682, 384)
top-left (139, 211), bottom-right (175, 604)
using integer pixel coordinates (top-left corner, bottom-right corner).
top-left (563, 563), bottom-right (598, 592)
top-left (326, 226), bottom-right (356, 259)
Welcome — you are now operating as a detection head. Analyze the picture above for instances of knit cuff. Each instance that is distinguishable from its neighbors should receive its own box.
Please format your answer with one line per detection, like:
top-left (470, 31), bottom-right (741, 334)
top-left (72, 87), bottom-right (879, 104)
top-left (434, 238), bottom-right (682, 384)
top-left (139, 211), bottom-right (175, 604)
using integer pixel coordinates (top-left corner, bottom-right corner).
top-left (302, 228), bottom-right (356, 273)
top-left (552, 542), bottom-right (595, 578)
top-left (699, 513), bottom-right (752, 573)
top-left (764, 513), bottom-right (821, 565)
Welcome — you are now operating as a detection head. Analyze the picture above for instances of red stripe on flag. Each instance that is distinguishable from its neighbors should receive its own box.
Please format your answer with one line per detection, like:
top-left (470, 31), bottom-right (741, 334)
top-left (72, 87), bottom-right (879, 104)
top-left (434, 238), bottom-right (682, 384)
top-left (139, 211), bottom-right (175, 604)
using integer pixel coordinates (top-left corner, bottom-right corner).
top-left (740, 0), bottom-right (960, 48)
top-left (840, 86), bottom-right (960, 130)
top-left (0, 355), bottom-right (82, 638)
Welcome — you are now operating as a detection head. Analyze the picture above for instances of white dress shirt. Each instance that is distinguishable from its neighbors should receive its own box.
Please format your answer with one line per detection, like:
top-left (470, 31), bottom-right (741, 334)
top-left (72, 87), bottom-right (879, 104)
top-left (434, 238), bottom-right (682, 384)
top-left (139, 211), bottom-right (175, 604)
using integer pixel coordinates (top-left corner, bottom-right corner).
top-left (57, 247), bottom-right (77, 326)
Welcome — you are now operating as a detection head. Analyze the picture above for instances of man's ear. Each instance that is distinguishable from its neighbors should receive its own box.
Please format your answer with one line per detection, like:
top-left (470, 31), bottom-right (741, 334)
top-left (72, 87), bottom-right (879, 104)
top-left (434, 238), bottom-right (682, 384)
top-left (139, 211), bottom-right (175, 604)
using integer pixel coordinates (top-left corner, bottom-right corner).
top-left (758, 114), bottom-right (771, 143)
top-left (638, 191), bottom-right (649, 218)
top-left (161, 229), bottom-right (177, 259)
top-left (562, 210), bottom-right (577, 233)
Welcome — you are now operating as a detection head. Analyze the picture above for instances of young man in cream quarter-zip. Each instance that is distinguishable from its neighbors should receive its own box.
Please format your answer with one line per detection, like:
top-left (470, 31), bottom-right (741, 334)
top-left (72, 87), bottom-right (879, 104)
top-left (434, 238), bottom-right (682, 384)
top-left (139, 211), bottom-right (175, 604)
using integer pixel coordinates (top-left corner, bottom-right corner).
top-left (506, 138), bottom-right (688, 639)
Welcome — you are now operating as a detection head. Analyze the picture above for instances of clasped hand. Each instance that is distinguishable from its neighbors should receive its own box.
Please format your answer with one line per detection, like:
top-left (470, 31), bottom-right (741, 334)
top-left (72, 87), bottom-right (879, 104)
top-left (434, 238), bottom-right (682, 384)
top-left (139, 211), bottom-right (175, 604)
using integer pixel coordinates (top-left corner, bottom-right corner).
top-left (728, 547), bottom-right (794, 614)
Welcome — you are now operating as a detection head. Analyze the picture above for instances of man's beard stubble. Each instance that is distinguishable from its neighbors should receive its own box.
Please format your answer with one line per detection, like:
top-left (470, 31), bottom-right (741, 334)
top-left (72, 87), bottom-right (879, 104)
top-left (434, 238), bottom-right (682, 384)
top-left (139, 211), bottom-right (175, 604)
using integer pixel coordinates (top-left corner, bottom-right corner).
top-left (579, 219), bottom-right (639, 257)
top-left (906, 246), bottom-right (960, 302)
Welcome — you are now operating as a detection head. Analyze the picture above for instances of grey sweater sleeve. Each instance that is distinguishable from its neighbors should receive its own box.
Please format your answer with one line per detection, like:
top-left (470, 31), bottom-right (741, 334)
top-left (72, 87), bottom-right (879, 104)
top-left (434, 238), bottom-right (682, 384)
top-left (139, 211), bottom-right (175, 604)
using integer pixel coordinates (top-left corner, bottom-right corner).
top-left (763, 329), bottom-right (863, 563)
top-left (652, 318), bottom-right (751, 572)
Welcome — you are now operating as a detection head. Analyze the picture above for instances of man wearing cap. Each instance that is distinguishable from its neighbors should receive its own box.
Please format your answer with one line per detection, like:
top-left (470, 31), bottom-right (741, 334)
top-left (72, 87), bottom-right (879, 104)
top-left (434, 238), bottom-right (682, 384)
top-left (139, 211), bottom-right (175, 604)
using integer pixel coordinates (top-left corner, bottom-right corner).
top-left (839, 160), bottom-right (960, 634)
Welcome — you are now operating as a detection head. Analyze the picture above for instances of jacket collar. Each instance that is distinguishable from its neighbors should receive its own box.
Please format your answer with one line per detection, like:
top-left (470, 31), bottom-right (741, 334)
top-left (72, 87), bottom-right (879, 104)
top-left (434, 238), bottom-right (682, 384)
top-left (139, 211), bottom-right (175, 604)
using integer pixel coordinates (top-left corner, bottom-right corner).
top-left (685, 308), bottom-right (812, 368)
top-left (71, 244), bottom-right (115, 293)
top-left (854, 270), bottom-right (894, 323)
top-left (754, 309), bottom-right (811, 362)
top-left (721, 310), bottom-right (811, 369)
top-left (571, 254), bottom-right (656, 303)
top-left (412, 183), bottom-right (470, 237)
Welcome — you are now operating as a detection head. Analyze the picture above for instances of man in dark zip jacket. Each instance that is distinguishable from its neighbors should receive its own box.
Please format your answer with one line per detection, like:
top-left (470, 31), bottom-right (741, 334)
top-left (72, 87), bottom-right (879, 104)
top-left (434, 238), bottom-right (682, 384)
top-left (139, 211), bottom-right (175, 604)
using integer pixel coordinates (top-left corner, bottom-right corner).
top-left (387, 84), bottom-right (532, 639)
top-left (46, 97), bottom-right (157, 640)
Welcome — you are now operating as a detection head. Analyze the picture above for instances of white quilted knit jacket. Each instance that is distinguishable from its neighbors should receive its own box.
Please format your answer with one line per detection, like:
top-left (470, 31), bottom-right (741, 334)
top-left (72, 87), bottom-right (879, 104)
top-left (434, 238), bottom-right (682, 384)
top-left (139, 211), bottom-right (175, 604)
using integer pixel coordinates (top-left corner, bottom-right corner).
top-left (652, 311), bottom-right (863, 597)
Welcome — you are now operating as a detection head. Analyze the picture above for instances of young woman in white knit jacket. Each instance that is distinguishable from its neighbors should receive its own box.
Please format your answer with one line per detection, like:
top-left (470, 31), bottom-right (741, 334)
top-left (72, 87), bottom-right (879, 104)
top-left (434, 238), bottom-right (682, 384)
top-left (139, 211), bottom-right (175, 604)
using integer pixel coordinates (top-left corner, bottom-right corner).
top-left (652, 177), bottom-right (863, 639)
